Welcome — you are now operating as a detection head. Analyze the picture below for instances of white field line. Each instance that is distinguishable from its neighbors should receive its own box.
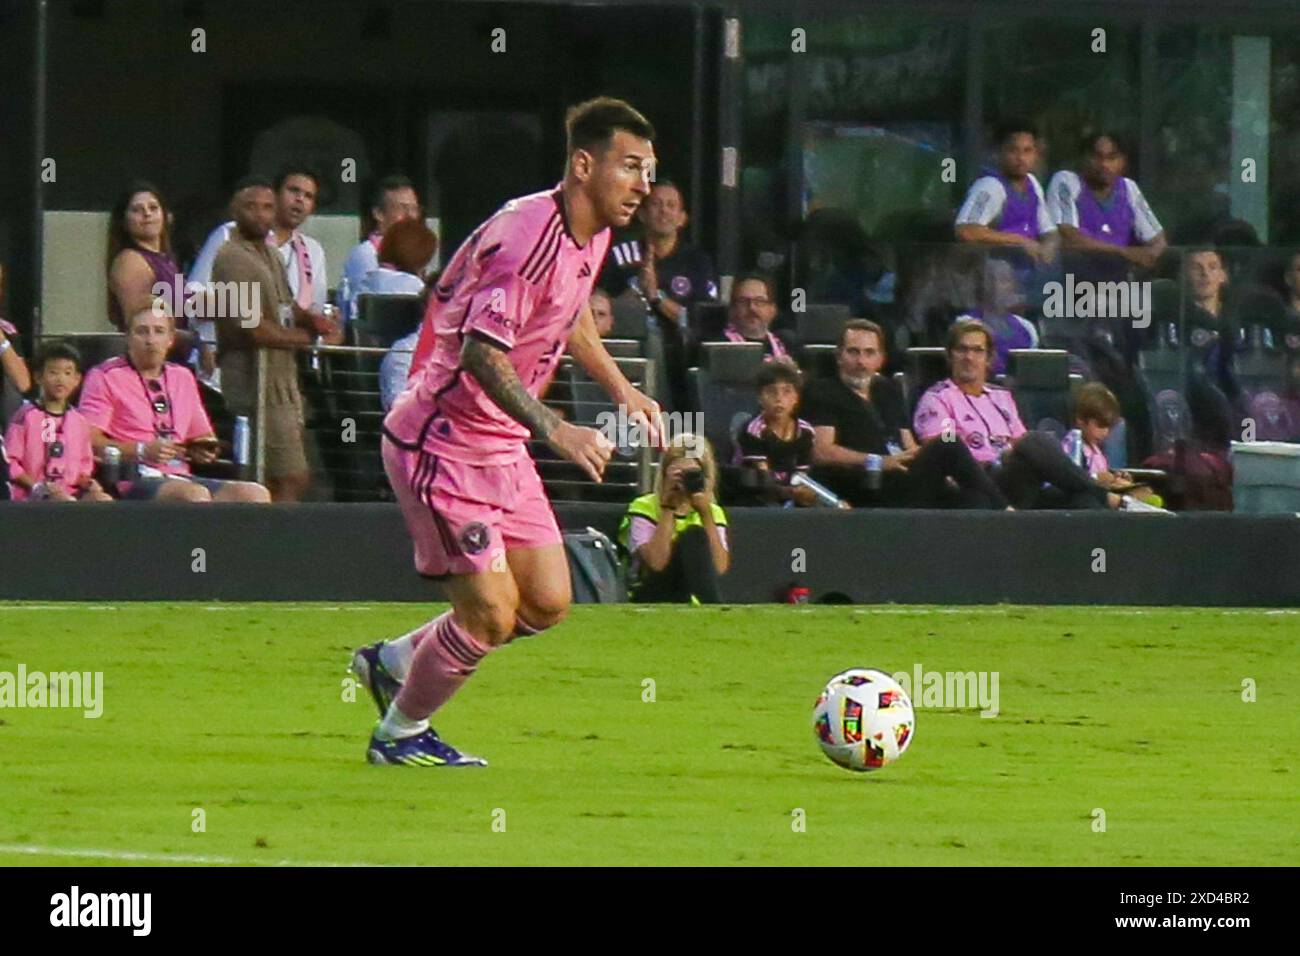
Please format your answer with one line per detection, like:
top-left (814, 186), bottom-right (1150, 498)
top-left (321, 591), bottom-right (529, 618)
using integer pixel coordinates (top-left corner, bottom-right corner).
top-left (0, 843), bottom-right (383, 867)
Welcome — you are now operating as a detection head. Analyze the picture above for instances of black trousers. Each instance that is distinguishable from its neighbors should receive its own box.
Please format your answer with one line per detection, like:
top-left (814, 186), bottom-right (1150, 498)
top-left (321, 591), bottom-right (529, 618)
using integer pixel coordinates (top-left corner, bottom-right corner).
top-left (631, 526), bottom-right (723, 604)
top-left (993, 431), bottom-right (1110, 509)
top-left (814, 439), bottom-right (1007, 509)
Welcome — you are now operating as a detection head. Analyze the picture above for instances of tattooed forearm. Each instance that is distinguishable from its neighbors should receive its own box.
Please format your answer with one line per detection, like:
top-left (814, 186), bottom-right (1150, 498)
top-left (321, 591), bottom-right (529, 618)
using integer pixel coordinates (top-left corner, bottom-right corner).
top-left (462, 335), bottom-right (563, 440)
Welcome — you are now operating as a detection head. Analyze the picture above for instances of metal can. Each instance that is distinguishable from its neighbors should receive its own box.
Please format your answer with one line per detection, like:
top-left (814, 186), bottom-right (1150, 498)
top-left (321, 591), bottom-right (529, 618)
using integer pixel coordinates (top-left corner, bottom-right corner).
top-left (233, 416), bottom-right (250, 466)
top-left (101, 445), bottom-right (122, 487)
top-left (1065, 428), bottom-right (1084, 469)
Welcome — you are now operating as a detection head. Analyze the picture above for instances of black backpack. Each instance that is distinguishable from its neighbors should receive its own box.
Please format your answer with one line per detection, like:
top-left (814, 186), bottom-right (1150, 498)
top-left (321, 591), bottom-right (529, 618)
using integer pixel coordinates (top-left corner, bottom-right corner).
top-left (563, 527), bottom-right (627, 604)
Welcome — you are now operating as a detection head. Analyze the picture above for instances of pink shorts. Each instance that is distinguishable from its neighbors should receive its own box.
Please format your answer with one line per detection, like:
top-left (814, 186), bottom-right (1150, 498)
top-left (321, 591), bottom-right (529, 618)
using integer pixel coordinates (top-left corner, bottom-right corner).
top-left (382, 437), bottom-right (562, 578)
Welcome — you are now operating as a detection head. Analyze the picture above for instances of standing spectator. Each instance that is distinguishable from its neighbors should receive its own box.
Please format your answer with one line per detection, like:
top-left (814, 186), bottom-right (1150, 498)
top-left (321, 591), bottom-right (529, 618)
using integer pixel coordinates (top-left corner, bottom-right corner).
top-left (5, 342), bottom-right (109, 501)
top-left (715, 272), bottom-right (798, 362)
top-left (189, 167), bottom-right (329, 381)
top-left (734, 362), bottom-right (819, 507)
top-left (600, 179), bottom-right (718, 410)
top-left (340, 175), bottom-right (422, 323)
top-left (1047, 131), bottom-right (1167, 275)
top-left (619, 434), bottom-right (730, 604)
top-left (210, 177), bottom-right (343, 502)
top-left (78, 308), bottom-right (270, 502)
top-left (913, 319), bottom-right (1159, 510)
top-left (803, 319), bottom-right (1007, 509)
top-left (599, 179), bottom-right (718, 328)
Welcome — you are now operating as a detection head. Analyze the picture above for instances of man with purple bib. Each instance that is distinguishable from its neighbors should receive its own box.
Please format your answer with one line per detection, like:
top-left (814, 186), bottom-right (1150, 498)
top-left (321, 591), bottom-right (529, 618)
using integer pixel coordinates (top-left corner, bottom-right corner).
top-left (1047, 131), bottom-right (1166, 281)
top-left (955, 119), bottom-right (1058, 268)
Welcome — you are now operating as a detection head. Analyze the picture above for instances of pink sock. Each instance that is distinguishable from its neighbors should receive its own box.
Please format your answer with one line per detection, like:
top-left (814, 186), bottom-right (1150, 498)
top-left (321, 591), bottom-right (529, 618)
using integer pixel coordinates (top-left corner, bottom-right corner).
top-left (392, 610), bottom-right (489, 721)
top-left (509, 613), bottom-right (545, 642)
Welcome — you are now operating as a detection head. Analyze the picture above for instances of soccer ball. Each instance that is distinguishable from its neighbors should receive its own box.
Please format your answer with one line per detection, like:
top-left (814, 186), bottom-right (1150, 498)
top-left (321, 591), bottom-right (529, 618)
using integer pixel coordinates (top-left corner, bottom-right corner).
top-left (812, 668), bottom-right (915, 772)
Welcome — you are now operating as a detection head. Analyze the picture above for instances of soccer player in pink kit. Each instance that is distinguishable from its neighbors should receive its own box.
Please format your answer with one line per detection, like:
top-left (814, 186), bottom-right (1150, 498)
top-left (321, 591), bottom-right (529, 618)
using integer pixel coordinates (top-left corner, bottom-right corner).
top-left (352, 97), bottom-right (664, 766)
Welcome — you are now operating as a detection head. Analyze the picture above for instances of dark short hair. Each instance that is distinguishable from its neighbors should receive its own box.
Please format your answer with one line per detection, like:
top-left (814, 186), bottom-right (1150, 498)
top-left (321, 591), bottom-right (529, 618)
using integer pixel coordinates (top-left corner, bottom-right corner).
top-left (34, 340), bottom-right (83, 374)
top-left (838, 318), bottom-right (885, 353)
top-left (231, 174), bottom-right (274, 197)
top-left (730, 271), bottom-right (777, 305)
top-left (946, 317), bottom-right (994, 355)
top-left (370, 174), bottom-right (415, 212)
top-left (649, 178), bottom-right (685, 207)
top-left (274, 164), bottom-right (321, 194)
top-left (565, 97), bottom-right (655, 158)
top-left (993, 118), bottom-right (1038, 147)
top-left (1078, 129), bottom-right (1130, 160)
top-left (1074, 382), bottom-right (1121, 426)
top-left (754, 361), bottom-right (802, 392)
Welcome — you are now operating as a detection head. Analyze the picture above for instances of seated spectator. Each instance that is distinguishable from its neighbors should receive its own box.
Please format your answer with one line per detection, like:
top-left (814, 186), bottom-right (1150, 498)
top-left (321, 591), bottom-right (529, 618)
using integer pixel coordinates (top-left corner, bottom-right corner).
top-left (2, 316), bottom-right (33, 408)
top-left (211, 176), bottom-right (343, 502)
top-left (712, 272), bottom-right (798, 363)
top-left (340, 175), bottom-right (422, 323)
top-left (1047, 130), bottom-right (1167, 277)
top-left (1277, 250), bottom-right (1300, 354)
top-left (913, 319), bottom-right (1162, 511)
top-left (1065, 381), bottom-right (1159, 500)
top-left (734, 362), bottom-right (819, 507)
top-left (189, 166), bottom-right (330, 379)
top-left (106, 181), bottom-right (194, 364)
top-left (956, 258), bottom-right (1038, 375)
top-left (1181, 247), bottom-right (1240, 449)
top-left (78, 307), bottom-right (271, 502)
top-left (955, 119), bottom-right (1058, 268)
top-left (359, 218), bottom-right (438, 298)
top-left (589, 288), bottom-right (615, 338)
top-left (803, 318), bottom-right (1007, 509)
top-left (618, 433), bottom-right (730, 604)
top-left (4, 342), bottom-right (110, 501)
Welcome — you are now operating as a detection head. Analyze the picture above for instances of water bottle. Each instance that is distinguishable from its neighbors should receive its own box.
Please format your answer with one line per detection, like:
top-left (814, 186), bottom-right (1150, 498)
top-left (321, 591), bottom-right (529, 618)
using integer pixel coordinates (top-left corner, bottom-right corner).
top-left (101, 445), bottom-right (122, 487)
top-left (790, 471), bottom-right (845, 508)
top-left (864, 453), bottom-right (884, 491)
top-left (1065, 428), bottom-right (1084, 469)
top-left (1165, 322), bottom-right (1179, 349)
top-left (233, 416), bottom-right (250, 468)
top-left (1262, 326), bottom-right (1275, 351)
top-left (336, 276), bottom-right (352, 324)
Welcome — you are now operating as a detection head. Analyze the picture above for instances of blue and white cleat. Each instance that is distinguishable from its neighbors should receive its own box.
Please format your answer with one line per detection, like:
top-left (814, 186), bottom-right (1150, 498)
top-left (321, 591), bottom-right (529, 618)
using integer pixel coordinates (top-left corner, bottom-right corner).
top-left (366, 727), bottom-right (489, 767)
top-left (350, 642), bottom-right (403, 717)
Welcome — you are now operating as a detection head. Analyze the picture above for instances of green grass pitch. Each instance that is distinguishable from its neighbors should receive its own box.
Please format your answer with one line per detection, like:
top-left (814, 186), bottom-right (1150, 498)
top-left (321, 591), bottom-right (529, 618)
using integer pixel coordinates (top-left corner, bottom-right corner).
top-left (0, 603), bottom-right (1296, 866)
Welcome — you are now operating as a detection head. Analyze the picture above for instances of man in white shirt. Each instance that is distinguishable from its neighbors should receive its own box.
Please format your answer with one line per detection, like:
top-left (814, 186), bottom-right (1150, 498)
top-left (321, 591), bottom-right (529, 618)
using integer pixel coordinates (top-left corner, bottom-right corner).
top-left (189, 167), bottom-right (328, 381)
top-left (339, 175), bottom-right (422, 323)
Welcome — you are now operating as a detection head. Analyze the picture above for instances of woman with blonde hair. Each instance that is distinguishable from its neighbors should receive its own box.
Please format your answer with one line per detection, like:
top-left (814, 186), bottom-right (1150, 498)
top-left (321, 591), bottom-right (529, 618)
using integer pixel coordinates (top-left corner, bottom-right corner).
top-left (618, 433), bottom-right (730, 603)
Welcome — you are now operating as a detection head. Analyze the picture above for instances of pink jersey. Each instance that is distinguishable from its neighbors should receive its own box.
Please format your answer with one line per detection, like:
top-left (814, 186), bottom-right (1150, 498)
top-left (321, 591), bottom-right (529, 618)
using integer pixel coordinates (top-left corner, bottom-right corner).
top-left (4, 402), bottom-right (96, 499)
top-left (1068, 436), bottom-right (1109, 477)
top-left (78, 357), bottom-right (215, 477)
top-left (912, 378), bottom-right (1026, 465)
top-left (385, 186), bottom-right (610, 465)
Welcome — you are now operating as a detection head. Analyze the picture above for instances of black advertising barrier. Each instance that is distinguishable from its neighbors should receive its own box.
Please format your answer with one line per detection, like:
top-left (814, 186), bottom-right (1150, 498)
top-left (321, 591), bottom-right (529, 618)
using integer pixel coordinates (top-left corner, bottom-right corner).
top-left (1, 503), bottom-right (1298, 606)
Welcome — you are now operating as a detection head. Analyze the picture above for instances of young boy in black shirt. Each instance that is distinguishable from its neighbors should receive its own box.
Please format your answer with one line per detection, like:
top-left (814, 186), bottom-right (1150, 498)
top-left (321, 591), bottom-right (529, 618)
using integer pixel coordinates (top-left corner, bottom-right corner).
top-left (734, 362), bottom-right (818, 507)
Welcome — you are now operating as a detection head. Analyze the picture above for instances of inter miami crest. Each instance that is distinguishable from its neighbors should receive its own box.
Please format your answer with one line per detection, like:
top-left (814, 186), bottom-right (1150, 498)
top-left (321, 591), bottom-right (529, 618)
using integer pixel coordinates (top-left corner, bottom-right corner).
top-left (460, 521), bottom-right (491, 555)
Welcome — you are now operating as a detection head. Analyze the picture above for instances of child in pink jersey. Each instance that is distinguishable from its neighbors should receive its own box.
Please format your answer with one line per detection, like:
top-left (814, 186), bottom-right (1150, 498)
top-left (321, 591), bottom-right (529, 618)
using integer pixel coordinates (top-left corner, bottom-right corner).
top-left (5, 342), bottom-right (110, 501)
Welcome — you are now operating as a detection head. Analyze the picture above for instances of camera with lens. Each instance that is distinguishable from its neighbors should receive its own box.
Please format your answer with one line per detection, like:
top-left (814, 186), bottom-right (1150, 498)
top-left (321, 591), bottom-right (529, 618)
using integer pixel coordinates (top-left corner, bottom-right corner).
top-left (682, 469), bottom-right (706, 494)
